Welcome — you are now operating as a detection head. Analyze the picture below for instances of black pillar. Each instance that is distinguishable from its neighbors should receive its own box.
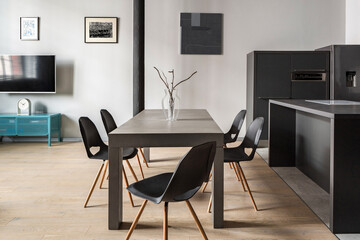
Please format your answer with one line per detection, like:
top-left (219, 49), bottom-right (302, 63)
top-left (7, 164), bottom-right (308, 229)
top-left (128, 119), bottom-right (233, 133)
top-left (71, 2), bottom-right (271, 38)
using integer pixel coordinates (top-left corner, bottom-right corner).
top-left (133, 0), bottom-right (145, 116)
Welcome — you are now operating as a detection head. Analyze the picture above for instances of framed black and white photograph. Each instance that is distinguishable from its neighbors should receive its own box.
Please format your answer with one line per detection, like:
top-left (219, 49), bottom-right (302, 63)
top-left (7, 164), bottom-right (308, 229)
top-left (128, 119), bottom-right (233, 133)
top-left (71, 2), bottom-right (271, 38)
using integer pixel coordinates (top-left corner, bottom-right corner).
top-left (84, 17), bottom-right (118, 43)
top-left (20, 17), bottom-right (39, 40)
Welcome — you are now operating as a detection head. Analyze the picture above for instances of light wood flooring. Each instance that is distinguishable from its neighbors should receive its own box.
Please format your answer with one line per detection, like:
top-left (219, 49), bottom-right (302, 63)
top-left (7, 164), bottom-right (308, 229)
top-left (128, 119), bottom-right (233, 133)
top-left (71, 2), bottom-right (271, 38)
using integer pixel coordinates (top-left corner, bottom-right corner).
top-left (0, 142), bottom-right (337, 239)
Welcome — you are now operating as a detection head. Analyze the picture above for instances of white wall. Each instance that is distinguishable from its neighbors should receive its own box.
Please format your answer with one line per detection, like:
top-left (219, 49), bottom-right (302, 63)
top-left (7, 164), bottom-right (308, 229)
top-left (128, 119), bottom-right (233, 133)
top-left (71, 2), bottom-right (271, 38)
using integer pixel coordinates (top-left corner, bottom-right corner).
top-left (0, 0), bottom-right (133, 139)
top-left (346, 0), bottom-right (360, 43)
top-left (145, 0), bottom-right (346, 135)
top-left (0, 0), bottom-right (346, 139)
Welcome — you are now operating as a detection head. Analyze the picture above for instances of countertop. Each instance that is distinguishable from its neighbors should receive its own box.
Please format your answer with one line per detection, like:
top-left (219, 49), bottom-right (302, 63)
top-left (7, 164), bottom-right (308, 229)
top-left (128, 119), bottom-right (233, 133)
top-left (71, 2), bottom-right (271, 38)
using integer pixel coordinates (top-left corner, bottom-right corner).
top-left (269, 99), bottom-right (360, 118)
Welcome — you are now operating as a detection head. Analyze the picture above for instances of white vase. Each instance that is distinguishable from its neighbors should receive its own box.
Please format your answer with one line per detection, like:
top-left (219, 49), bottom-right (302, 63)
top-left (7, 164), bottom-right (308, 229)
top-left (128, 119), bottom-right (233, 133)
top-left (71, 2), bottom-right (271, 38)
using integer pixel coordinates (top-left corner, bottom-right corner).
top-left (162, 89), bottom-right (180, 121)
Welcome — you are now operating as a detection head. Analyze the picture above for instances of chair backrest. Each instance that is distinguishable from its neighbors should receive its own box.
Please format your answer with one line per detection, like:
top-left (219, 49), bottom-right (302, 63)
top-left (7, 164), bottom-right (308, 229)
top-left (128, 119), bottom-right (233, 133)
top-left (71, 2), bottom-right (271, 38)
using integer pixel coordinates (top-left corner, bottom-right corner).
top-left (226, 110), bottom-right (247, 141)
top-left (79, 117), bottom-right (107, 158)
top-left (240, 117), bottom-right (264, 159)
top-left (161, 142), bottom-right (216, 202)
top-left (100, 109), bottom-right (117, 134)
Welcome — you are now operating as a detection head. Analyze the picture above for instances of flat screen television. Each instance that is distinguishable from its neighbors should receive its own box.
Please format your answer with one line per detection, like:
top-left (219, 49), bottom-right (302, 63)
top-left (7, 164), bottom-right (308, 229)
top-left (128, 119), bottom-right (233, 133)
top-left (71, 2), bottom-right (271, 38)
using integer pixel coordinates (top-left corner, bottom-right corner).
top-left (0, 55), bottom-right (55, 93)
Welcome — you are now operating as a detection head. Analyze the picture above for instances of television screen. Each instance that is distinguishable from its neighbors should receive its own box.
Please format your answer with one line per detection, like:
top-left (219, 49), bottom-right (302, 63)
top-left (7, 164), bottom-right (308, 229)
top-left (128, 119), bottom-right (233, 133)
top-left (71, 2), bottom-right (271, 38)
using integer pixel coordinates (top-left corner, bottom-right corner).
top-left (0, 55), bottom-right (55, 93)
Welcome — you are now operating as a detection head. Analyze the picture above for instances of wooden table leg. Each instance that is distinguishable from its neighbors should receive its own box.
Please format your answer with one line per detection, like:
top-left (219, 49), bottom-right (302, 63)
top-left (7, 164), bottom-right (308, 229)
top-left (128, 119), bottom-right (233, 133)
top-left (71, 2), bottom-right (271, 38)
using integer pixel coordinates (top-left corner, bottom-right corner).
top-left (109, 146), bottom-right (123, 230)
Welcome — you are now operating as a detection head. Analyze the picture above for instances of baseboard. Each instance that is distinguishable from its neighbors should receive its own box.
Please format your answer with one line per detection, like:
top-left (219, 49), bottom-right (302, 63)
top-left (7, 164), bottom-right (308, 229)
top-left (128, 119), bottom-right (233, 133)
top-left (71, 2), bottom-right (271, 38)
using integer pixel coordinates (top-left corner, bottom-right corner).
top-left (0, 136), bottom-right (267, 146)
top-left (236, 136), bottom-right (244, 142)
top-left (0, 136), bottom-right (82, 143)
top-left (236, 137), bottom-right (268, 148)
top-left (258, 140), bottom-right (268, 148)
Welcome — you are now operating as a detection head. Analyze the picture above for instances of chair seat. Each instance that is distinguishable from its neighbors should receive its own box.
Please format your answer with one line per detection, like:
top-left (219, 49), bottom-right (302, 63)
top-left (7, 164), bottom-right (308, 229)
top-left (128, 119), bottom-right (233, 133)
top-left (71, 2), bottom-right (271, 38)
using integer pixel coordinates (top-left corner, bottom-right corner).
top-left (90, 147), bottom-right (138, 161)
top-left (127, 173), bottom-right (173, 204)
top-left (224, 147), bottom-right (250, 162)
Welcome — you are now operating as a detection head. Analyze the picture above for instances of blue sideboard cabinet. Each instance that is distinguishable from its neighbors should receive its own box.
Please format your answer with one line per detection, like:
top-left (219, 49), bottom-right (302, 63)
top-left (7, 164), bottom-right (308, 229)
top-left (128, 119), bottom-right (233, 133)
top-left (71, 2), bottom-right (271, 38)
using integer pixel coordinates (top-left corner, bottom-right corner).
top-left (0, 113), bottom-right (61, 146)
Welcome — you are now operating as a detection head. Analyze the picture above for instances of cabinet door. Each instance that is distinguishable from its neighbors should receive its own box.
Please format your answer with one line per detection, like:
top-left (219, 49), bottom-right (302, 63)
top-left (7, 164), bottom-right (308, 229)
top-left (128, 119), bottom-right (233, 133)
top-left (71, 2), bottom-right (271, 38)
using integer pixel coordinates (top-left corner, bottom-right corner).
top-left (17, 117), bottom-right (48, 136)
top-left (0, 117), bottom-right (16, 135)
top-left (292, 82), bottom-right (328, 99)
top-left (254, 98), bottom-right (269, 139)
top-left (291, 52), bottom-right (329, 71)
top-left (255, 53), bottom-right (291, 98)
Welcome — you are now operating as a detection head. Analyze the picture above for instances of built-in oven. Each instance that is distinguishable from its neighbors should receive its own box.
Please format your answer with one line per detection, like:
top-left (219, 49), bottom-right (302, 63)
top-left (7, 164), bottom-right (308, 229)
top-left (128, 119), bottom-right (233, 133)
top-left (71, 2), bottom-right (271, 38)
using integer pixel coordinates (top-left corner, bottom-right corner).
top-left (291, 70), bottom-right (329, 99)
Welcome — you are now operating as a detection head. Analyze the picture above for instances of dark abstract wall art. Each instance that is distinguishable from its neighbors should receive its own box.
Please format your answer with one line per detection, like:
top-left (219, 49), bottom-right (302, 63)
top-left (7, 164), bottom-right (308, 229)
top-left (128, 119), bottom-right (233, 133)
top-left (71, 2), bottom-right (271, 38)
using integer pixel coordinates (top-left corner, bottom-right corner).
top-left (180, 13), bottom-right (223, 55)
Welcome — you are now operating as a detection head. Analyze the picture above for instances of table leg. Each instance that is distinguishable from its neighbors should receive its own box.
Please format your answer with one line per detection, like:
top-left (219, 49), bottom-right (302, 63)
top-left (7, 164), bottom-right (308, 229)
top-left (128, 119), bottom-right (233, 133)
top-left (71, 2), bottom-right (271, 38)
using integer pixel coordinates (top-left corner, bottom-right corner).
top-left (142, 147), bottom-right (150, 162)
top-left (109, 146), bottom-right (123, 230)
top-left (212, 146), bottom-right (224, 228)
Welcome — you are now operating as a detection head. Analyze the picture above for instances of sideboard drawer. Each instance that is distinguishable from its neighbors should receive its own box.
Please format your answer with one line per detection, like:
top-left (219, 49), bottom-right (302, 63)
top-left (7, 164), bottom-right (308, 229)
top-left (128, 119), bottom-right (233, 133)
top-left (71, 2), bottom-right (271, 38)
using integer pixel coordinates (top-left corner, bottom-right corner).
top-left (0, 117), bottom-right (16, 135)
top-left (18, 118), bottom-right (48, 125)
top-left (0, 118), bottom-right (16, 125)
top-left (17, 118), bottom-right (48, 135)
top-left (0, 127), bottom-right (16, 135)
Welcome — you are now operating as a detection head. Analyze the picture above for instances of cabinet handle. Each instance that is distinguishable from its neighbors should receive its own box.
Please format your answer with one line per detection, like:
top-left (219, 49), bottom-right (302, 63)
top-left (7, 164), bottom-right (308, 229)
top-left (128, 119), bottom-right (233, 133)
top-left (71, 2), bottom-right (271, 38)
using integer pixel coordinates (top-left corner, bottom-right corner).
top-left (30, 120), bottom-right (46, 123)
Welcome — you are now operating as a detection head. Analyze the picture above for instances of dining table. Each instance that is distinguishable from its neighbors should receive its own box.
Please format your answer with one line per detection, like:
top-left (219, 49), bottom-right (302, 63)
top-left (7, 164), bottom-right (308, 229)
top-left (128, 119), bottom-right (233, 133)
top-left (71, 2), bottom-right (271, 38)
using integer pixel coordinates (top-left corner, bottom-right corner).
top-left (108, 109), bottom-right (224, 229)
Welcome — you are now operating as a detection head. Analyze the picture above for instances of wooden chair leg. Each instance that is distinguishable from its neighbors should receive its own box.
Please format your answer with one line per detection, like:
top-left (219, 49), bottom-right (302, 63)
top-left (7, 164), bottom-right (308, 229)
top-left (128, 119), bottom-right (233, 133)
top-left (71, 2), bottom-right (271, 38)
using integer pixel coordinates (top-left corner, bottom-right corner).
top-left (99, 160), bottom-right (109, 189)
top-left (237, 163), bottom-right (258, 211)
top-left (164, 202), bottom-right (168, 240)
top-left (136, 154), bottom-right (145, 179)
top-left (125, 160), bottom-right (139, 182)
top-left (139, 148), bottom-right (149, 168)
top-left (201, 170), bottom-right (212, 193)
top-left (84, 162), bottom-right (104, 208)
top-left (207, 193), bottom-right (212, 213)
top-left (123, 167), bottom-right (135, 207)
top-left (224, 145), bottom-right (233, 169)
top-left (233, 162), bottom-right (246, 191)
top-left (125, 200), bottom-right (148, 240)
top-left (185, 200), bottom-right (208, 240)
top-left (231, 162), bottom-right (241, 181)
top-left (201, 181), bottom-right (209, 193)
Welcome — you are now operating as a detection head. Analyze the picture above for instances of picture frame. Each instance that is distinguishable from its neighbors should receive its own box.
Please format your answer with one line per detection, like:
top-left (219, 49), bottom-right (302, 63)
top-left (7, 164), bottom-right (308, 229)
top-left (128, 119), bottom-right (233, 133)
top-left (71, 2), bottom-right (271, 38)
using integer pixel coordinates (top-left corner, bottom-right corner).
top-left (180, 13), bottom-right (223, 55)
top-left (84, 17), bottom-right (118, 43)
top-left (20, 17), bottom-right (39, 41)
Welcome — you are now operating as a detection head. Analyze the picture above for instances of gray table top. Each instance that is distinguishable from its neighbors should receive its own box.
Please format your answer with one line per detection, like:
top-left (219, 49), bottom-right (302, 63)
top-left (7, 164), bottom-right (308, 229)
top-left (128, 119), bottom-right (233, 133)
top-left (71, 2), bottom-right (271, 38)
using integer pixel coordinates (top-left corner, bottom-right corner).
top-left (270, 99), bottom-right (360, 118)
top-left (110, 109), bottom-right (223, 135)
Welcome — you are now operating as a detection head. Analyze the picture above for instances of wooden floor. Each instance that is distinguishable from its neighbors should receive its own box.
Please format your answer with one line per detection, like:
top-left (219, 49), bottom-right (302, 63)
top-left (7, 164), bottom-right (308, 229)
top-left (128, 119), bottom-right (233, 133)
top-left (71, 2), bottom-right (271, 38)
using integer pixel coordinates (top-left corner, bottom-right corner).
top-left (0, 142), bottom-right (337, 240)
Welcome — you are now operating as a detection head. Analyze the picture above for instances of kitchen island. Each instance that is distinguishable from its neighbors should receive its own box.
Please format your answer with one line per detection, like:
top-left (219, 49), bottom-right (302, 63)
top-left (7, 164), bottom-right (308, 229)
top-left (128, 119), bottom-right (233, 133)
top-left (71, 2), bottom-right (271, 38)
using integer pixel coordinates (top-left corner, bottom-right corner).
top-left (268, 99), bottom-right (360, 233)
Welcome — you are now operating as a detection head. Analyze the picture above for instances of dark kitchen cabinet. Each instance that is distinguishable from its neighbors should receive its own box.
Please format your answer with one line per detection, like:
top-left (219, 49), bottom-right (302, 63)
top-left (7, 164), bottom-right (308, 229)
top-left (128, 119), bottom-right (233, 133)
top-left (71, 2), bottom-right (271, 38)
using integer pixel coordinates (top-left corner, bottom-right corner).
top-left (317, 45), bottom-right (360, 101)
top-left (256, 53), bottom-right (291, 98)
top-left (247, 51), bottom-right (330, 140)
top-left (291, 52), bottom-right (329, 70)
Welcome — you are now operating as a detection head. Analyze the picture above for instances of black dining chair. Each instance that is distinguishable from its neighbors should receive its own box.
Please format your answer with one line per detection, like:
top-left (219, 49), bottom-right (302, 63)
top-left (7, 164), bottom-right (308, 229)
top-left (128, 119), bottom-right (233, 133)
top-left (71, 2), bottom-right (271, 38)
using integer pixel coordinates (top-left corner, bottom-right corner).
top-left (125, 141), bottom-right (216, 240)
top-left (224, 109), bottom-right (247, 146)
top-left (79, 117), bottom-right (138, 208)
top-left (100, 109), bottom-right (146, 188)
top-left (202, 110), bottom-right (247, 192)
top-left (207, 117), bottom-right (264, 212)
top-left (100, 109), bottom-right (149, 168)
